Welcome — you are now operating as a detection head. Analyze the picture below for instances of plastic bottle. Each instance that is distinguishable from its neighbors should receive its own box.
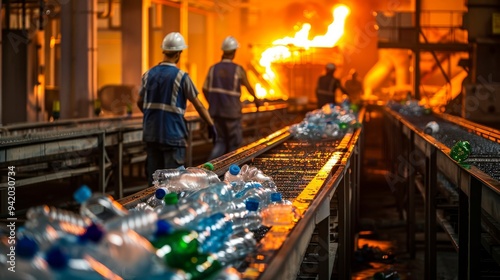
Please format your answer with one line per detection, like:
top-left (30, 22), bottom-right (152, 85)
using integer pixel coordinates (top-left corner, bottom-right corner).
top-left (269, 192), bottom-right (292, 205)
top-left (1, 236), bottom-right (53, 280)
top-left (183, 182), bottom-right (233, 205)
top-left (373, 269), bottom-right (400, 280)
top-left (84, 229), bottom-right (161, 279)
top-left (424, 121), bottom-right (439, 135)
top-left (154, 167), bottom-right (221, 193)
top-left (450, 140), bottom-right (471, 163)
top-left (216, 230), bottom-right (256, 266)
top-left (239, 164), bottom-right (272, 183)
top-left (146, 188), bottom-right (168, 211)
top-left (261, 204), bottom-right (301, 228)
top-left (19, 205), bottom-right (90, 250)
top-left (224, 164), bottom-right (243, 183)
top-left (74, 185), bottom-right (128, 223)
top-left (103, 209), bottom-right (173, 239)
top-left (232, 199), bottom-right (262, 233)
top-left (158, 199), bottom-right (212, 228)
top-left (194, 212), bottom-right (233, 254)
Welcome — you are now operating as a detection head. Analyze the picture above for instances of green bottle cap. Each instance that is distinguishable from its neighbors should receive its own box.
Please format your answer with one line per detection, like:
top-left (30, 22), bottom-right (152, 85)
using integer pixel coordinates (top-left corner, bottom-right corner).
top-left (202, 162), bottom-right (214, 171)
top-left (339, 122), bottom-right (348, 130)
top-left (163, 192), bottom-right (179, 205)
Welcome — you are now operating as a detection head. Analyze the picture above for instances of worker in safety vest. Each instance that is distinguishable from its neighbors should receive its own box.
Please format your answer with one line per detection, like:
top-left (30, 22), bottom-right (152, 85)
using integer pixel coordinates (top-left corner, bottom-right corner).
top-left (137, 32), bottom-right (217, 186)
top-left (316, 63), bottom-right (348, 108)
top-left (203, 36), bottom-right (261, 160)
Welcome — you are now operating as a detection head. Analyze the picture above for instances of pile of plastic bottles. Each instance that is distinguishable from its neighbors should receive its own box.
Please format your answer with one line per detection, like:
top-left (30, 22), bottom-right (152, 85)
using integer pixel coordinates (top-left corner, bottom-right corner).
top-left (289, 102), bottom-right (358, 140)
top-left (0, 164), bottom-right (300, 280)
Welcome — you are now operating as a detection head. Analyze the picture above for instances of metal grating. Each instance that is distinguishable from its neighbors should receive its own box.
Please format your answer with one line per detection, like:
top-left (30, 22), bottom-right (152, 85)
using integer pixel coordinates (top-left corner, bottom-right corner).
top-left (249, 138), bottom-right (343, 201)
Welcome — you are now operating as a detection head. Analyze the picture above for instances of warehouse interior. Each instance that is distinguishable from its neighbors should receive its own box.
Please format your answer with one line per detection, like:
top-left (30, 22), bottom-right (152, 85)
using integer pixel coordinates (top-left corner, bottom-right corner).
top-left (1, 0), bottom-right (500, 279)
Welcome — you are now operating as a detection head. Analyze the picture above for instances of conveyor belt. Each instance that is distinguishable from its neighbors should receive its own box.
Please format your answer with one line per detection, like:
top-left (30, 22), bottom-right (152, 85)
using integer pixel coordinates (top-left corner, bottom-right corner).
top-left (387, 102), bottom-right (500, 181)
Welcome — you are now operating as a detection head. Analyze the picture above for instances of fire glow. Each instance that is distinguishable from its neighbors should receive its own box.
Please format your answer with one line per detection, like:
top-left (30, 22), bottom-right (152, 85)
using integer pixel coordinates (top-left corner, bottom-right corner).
top-left (256, 4), bottom-right (350, 99)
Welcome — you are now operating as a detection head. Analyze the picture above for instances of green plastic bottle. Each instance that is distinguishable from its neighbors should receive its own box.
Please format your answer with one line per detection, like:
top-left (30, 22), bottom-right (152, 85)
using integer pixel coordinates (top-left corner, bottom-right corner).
top-left (450, 140), bottom-right (471, 163)
top-left (151, 229), bottom-right (199, 269)
top-left (151, 229), bottom-right (223, 279)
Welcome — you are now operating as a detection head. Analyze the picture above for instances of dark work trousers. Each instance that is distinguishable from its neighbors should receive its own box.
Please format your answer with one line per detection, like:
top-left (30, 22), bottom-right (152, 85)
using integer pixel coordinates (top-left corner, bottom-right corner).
top-left (209, 117), bottom-right (243, 160)
top-left (145, 142), bottom-right (185, 187)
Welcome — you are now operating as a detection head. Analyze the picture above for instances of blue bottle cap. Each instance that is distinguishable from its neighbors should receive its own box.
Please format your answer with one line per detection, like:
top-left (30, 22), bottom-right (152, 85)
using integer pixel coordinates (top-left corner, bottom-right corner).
top-left (245, 199), bottom-right (259, 211)
top-left (155, 220), bottom-right (173, 237)
top-left (271, 192), bottom-right (283, 202)
top-left (46, 247), bottom-right (69, 270)
top-left (73, 184), bottom-right (92, 204)
top-left (155, 188), bottom-right (167, 199)
top-left (17, 236), bottom-right (38, 259)
top-left (80, 223), bottom-right (104, 243)
top-left (229, 164), bottom-right (240, 175)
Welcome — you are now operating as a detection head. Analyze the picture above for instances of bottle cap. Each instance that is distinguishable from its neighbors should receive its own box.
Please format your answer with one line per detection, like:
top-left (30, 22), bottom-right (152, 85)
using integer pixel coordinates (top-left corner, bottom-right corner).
top-left (17, 236), bottom-right (38, 259)
top-left (202, 162), bottom-right (214, 171)
top-left (163, 192), bottom-right (179, 205)
top-left (155, 188), bottom-right (167, 199)
top-left (271, 192), bottom-right (283, 202)
top-left (46, 247), bottom-right (69, 270)
top-left (245, 199), bottom-right (259, 211)
top-left (80, 223), bottom-right (104, 243)
top-left (155, 220), bottom-right (173, 237)
top-left (229, 164), bottom-right (240, 175)
top-left (73, 184), bottom-right (92, 204)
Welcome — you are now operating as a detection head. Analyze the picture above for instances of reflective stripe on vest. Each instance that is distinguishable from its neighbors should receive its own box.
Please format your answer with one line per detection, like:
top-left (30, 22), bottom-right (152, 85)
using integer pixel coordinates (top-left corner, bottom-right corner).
top-left (143, 69), bottom-right (186, 115)
top-left (206, 63), bottom-right (240, 97)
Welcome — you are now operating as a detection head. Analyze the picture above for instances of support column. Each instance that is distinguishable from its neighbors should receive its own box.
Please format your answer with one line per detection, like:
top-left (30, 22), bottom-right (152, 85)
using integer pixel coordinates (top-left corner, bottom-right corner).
top-left (60, 0), bottom-right (97, 119)
top-left (180, 0), bottom-right (189, 71)
top-left (121, 0), bottom-right (147, 87)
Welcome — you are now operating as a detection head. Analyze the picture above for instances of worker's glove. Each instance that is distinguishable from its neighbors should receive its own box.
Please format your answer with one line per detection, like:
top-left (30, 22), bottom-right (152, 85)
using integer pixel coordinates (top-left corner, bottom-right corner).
top-left (208, 125), bottom-right (218, 145)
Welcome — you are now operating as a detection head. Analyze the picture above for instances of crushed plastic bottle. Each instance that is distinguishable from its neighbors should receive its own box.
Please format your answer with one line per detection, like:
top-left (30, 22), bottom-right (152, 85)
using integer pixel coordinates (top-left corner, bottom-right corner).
top-left (154, 167), bottom-right (221, 194)
top-left (74, 185), bottom-right (128, 223)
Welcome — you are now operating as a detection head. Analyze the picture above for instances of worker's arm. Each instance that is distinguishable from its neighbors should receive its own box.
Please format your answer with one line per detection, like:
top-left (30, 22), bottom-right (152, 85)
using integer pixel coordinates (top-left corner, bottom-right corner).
top-left (189, 96), bottom-right (214, 127)
top-left (239, 66), bottom-right (261, 107)
top-left (337, 79), bottom-right (349, 95)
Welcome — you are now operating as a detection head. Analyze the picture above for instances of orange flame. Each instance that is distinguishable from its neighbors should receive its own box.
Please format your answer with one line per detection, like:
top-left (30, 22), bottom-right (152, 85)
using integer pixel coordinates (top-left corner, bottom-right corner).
top-left (256, 4), bottom-right (350, 99)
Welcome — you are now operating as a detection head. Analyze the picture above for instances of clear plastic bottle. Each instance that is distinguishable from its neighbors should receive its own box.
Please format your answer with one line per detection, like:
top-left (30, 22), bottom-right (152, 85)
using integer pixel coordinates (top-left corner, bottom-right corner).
top-left (146, 188), bottom-right (168, 211)
top-left (232, 199), bottom-right (262, 233)
top-left (2, 236), bottom-right (54, 280)
top-left (74, 185), bottom-right (128, 223)
top-left (239, 164), bottom-right (272, 183)
top-left (84, 229), bottom-right (162, 279)
top-left (154, 167), bottom-right (221, 193)
top-left (103, 209), bottom-right (173, 239)
top-left (158, 199), bottom-right (212, 228)
top-left (424, 121), bottom-right (439, 135)
top-left (269, 192), bottom-right (292, 205)
top-left (216, 230), bottom-right (256, 266)
top-left (183, 182), bottom-right (233, 205)
top-left (19, 205), bottom-right (90, 250)
top-left (223, 164), bottom-right (243, 183)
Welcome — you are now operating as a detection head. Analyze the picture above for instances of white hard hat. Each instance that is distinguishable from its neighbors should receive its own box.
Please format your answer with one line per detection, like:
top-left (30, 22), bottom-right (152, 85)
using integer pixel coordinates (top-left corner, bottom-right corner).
top-left (162, 32), bottom-right (188, 51)
top-left (326, 63), bottom-right (336, 70)
top-left (221, 36), bottom-right (239, 51)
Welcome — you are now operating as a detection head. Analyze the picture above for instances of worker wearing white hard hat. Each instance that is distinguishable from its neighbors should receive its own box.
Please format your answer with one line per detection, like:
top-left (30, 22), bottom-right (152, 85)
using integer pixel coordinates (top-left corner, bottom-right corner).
top-left (203, 36), bottom-right (261, 160)
top-left (137, 32), bottom-right (217, 186)
top-left (316, 62), bottom-right (348, 108)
